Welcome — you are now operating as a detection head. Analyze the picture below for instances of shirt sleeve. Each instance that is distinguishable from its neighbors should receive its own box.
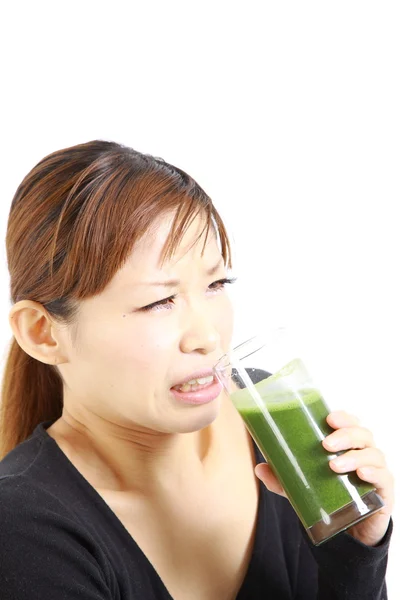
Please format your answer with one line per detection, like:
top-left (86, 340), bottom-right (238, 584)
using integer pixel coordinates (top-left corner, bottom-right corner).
top-left (296, 517), bottom-right (393, 599)
top-left (0, 480), bottom-right (115, 600)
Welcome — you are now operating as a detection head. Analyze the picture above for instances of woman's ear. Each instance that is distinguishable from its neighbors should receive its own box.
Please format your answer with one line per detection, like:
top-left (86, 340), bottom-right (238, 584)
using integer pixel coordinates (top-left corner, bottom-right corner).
top-left (9, 300), bottom-right (68, 365)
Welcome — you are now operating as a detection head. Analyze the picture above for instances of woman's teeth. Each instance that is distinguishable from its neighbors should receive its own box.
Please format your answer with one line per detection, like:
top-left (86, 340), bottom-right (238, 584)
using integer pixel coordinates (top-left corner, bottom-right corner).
top-left (174, 375), bottom-right (214, 393)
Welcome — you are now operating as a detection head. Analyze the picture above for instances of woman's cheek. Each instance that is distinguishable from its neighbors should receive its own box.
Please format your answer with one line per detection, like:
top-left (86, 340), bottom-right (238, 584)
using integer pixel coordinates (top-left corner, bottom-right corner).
top-left (217, 295), bottom-right (234, 345)
top-left (123, 318), bottom-right (178, 364)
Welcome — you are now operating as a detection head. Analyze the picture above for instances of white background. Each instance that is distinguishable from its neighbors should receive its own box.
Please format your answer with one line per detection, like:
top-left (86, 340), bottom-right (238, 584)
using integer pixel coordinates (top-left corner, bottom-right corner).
top-left (1, 1), bottom-right (398, 596)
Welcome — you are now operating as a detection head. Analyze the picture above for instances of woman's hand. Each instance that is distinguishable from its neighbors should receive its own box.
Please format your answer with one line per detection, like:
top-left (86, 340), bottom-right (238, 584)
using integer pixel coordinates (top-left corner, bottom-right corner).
top-left (255, 410), bottom-right (394, 547)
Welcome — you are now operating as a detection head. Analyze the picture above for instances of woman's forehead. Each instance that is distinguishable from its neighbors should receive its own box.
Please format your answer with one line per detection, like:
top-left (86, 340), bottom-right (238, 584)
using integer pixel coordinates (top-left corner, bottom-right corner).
top-left (110, 217), bottom-right (221, 291)
top-left (132, 214), bottom-right (218, 269)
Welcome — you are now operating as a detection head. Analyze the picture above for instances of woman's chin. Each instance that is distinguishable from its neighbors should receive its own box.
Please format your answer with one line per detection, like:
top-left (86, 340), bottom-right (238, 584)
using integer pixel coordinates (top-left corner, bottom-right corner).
top-left (171, 394), bottom-right (223, 433)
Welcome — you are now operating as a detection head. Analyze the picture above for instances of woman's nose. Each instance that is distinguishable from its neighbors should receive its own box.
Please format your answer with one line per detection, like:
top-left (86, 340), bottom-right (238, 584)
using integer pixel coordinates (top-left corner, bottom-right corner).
top-left (179, 310), bottom-right (220, 355)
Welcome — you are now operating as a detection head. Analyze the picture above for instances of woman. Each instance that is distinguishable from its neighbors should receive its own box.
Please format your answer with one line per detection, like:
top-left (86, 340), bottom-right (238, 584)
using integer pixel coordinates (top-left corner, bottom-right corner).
top-left (0, 141), bottom-right (394, 599)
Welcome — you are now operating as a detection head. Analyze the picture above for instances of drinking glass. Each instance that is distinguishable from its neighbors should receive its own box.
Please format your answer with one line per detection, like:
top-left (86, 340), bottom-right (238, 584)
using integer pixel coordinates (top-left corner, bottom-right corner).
top-left (213, 333), bottom-right (385, 545)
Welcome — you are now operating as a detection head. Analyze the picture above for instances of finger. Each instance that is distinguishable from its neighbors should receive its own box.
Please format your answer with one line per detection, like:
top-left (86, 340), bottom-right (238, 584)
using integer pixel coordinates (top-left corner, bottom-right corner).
top-left (329, 447), bottom-right (387, 473)
top-left (255, 463), bottom-right (287, 498)
top-left (323, 426), bottom-right (376, 452)
top-left (326, 410), bottom-right (361, 429)
top-left (357, 465), bottom-right (394, 487)
top-left (357, 466), bottom-right (395, 507)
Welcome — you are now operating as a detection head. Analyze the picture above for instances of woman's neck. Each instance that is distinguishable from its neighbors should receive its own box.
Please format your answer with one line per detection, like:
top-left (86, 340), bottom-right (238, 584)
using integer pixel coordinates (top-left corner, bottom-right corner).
top-left (46, 393), bottom-right (244, 496)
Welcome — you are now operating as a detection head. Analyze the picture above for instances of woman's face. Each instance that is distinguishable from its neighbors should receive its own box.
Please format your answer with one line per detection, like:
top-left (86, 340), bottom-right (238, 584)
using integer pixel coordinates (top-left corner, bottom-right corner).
top-left (58, 213), bottom-right (234, 434)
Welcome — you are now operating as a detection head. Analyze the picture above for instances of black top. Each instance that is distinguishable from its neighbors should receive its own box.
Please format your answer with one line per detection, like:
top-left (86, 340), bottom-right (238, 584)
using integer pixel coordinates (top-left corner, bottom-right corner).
top-left (0, 417), bottom-right (392, 600)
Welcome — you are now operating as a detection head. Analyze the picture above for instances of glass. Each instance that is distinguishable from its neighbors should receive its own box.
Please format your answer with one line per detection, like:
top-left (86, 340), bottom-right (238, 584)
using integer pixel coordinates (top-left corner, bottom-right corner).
top-left (213, 333), bottom-right (385, 545)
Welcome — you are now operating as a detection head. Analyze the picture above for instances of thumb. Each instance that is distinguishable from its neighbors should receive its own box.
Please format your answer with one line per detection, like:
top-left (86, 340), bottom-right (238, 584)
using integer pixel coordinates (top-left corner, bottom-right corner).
top-left (255, 463), bottom-right (287, 498)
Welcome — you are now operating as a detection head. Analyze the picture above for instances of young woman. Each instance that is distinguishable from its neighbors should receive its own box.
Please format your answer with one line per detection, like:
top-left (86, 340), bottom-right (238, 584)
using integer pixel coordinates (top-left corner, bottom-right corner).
top-left (0, 141), bottom-right (394, 599)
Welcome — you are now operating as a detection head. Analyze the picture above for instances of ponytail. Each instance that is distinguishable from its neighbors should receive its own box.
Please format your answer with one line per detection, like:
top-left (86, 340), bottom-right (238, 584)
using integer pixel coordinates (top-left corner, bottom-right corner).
top-left (0, 338), bottom-right (63, 459)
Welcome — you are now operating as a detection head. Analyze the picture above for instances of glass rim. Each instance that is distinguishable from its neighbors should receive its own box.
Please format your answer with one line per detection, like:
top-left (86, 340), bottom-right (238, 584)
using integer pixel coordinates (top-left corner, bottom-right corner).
top-left (214, 336), bottom-right (266, 371)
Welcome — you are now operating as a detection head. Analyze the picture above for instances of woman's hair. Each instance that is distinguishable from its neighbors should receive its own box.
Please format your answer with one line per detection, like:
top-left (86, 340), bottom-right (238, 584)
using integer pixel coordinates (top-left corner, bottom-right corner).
top-left (0, 140), bottom-right (231, 459)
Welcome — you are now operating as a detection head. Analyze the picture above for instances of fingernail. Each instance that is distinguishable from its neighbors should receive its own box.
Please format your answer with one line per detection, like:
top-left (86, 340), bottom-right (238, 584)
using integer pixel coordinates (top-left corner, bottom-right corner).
top-left (327, 438), bottom-right (340, 450)
top-left (359, 467), bottom-right (373, 477)
top-left (332, 457), bottom-right (355, 471)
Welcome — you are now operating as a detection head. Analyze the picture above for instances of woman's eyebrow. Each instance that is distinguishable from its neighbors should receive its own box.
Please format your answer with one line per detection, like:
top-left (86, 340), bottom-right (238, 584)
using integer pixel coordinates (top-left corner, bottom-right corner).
top-left (142, 258), bottom-right (224, 288)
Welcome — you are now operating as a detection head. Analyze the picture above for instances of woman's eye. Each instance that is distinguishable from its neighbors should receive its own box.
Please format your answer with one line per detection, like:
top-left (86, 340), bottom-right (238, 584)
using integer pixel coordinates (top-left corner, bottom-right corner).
top-left (140, 278), bottom-right (237, 312)
top-left (141, 295), bottom-right (176, 312)
top-left (208, 277), bottom-right (237, 292)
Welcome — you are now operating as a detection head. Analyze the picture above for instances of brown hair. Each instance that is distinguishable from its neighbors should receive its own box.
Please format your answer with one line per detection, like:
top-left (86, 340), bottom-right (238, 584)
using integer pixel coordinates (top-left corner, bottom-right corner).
top-left (0, 140), bottom-right (231, 459)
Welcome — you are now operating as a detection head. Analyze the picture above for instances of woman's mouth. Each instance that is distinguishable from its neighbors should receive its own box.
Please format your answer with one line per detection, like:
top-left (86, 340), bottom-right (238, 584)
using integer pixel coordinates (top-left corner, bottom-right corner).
top-left (170, 375), bottom-right (223, 405)
top-left (172, 375), bottom-right (215, 393)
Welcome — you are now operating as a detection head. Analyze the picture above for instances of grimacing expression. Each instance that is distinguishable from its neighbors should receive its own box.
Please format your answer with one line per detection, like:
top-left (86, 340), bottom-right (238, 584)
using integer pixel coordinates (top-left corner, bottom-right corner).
top-left (57, 214), bottom-right (235, 434)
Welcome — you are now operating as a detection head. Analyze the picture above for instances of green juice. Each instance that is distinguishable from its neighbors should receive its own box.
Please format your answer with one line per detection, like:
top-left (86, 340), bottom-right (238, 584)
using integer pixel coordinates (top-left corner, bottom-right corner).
top-left (232, 382), bottom-right (374, 529)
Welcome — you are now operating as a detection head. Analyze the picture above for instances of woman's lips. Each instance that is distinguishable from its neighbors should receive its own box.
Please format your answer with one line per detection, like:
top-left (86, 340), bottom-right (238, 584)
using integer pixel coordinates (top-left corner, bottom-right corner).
top-left (170, 377), bottom-right (223, 405)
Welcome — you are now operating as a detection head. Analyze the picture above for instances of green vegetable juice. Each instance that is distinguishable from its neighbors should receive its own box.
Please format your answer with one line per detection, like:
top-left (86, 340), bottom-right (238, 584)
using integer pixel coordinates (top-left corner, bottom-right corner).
top-left (232, 381), bottom-right (374, 528)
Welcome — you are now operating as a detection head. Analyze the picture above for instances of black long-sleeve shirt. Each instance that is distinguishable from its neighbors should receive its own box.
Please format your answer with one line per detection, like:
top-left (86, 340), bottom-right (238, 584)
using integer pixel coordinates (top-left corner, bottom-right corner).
top-left (0, 418), bottom-right (392, 599)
